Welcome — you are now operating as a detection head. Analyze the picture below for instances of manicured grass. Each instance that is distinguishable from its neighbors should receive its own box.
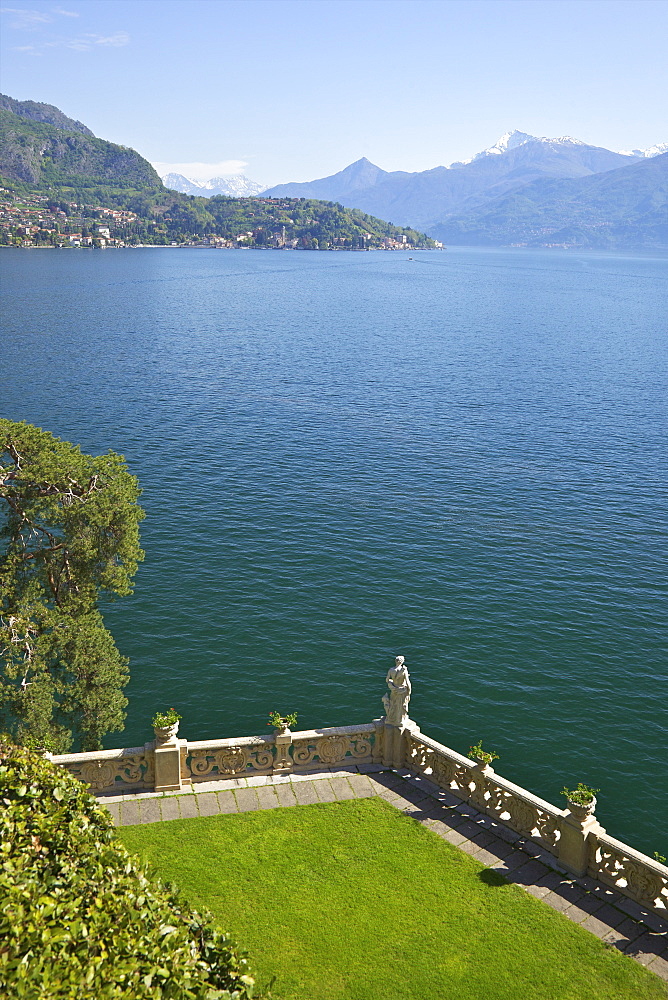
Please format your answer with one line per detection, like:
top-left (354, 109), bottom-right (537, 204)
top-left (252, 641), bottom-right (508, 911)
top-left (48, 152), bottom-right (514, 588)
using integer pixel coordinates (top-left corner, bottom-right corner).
top-left (119, 797), bottom-right (666, 1000)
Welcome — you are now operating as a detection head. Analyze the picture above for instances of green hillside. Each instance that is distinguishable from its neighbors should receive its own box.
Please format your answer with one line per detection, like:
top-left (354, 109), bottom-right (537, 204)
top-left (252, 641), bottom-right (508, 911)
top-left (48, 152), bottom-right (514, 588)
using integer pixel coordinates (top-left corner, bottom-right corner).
top-left (0, 107), bottom-right (162, 189)
top-left (0, 94), bottom-right (94, 136)
top-left (0, 101), bottom-right (433, 248)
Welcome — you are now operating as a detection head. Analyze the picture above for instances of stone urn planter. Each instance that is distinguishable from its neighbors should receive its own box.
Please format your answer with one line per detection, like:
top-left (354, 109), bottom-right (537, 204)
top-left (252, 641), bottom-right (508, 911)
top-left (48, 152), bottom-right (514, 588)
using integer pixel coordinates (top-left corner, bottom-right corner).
top-left (562, 784), bottom-right (599, 824)
top-left (470, 758), bottom-right (494, 774)
top-left (467, 741), bottom-right (499, 773)
top-left (565, 796), bottom-right (597, 823)
top-left (151, 709), bottom-right (182, 744)
top-left (154, 721), bottom-right (180, 744)
top-left (267, 711), bottom-right (298, 738)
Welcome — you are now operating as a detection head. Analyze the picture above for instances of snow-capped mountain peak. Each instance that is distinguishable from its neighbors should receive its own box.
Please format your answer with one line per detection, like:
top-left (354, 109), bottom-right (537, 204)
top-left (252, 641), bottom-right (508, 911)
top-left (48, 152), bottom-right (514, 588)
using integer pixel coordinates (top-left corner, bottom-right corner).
top-left (455, 131), bottom-right (591, 167)
top-left (161, 172), bottom-right (263, 198)
top-left (618, 142), bottom-right (668, 158)
top-left (484, 130), bottom-right (536, 154)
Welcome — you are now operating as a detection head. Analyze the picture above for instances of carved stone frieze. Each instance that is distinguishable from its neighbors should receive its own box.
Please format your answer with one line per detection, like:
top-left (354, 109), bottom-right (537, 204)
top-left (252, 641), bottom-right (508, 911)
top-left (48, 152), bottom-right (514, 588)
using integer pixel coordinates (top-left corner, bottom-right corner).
top-left (80, 761), bottom-right (116, 790)
top-left (216, 747), bottom-right (248, 774)
top-left (292, 731), bottom-right (374, 768)
top-left (62, 751), bottom-right (151, 792)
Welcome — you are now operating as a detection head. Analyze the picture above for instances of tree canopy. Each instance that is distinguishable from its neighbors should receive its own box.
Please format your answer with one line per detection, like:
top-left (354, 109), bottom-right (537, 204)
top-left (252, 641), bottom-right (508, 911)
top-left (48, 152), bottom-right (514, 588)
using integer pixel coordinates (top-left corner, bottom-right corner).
top-left (0, 421), bottom-right (144, 751)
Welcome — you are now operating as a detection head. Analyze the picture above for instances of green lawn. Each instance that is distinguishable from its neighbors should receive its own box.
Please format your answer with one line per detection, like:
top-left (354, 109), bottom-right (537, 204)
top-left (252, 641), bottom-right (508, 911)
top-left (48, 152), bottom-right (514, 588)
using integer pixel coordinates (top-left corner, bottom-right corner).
top-left (118, 797), bottom-right (666, 1000)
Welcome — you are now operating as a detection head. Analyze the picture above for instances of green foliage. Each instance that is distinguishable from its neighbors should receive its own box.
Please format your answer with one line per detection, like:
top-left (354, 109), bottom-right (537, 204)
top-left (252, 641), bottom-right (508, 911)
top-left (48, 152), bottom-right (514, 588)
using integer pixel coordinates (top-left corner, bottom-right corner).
top-left (267, 710), bottom-right (298, 730)
top-left (152, 708), bottom-right (182, 728)
top-left (562, 782), bottom-right (599, 806)
top-left (0, 740), bottom-right (256, 998)
top-left (467, 740), bottom-right (499, 764)
top-left (0, 420), bottom-right (144, 750)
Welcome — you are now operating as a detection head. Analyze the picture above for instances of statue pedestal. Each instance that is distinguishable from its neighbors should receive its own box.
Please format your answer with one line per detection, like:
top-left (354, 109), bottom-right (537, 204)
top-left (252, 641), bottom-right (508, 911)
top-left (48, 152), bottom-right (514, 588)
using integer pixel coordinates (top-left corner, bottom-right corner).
top-left (381, 718), bottom-right (420, 768)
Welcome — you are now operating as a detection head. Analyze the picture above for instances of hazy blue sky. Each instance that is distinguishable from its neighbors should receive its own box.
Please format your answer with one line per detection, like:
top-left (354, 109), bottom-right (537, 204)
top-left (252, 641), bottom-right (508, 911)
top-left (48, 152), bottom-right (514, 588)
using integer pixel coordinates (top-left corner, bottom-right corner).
top-left (1, 0), bottom-right (666, 185)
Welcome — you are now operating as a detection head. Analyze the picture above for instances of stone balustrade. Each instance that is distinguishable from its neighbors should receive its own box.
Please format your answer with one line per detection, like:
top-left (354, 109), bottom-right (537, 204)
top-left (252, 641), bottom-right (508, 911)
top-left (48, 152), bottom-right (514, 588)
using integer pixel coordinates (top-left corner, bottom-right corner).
top-left (590, 830), bottom-right (668, 913)
top-left (52, 744), bottom-right (154, 792)
top-left (50, 714), bottom-right (667, 915)
top-left (402, 725), bottom-right (667, 913)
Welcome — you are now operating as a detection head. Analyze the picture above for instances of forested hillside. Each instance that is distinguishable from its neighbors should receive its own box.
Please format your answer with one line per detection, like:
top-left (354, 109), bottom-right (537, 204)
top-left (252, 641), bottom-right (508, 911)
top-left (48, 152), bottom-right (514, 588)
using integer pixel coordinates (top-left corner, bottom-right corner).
top-left (0, 100), bottom-right (433, 248)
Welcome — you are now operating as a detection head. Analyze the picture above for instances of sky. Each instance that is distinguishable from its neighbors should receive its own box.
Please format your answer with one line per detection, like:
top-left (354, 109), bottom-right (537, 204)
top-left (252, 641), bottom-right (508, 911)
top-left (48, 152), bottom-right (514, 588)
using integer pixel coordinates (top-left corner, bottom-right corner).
top-left (1, 0), bottom-right (667, 187)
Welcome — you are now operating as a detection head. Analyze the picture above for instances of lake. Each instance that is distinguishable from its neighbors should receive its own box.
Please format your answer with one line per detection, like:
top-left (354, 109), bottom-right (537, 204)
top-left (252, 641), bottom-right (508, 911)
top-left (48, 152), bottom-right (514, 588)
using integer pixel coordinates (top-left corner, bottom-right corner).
top-left (1, 245), bottom-right (666, 854)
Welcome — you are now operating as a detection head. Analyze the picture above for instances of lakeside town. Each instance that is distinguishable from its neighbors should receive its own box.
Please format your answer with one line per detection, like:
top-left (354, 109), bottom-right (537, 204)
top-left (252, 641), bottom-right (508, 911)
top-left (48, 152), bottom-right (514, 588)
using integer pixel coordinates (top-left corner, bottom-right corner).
top-left (0, 188), bottom-right (441, 250)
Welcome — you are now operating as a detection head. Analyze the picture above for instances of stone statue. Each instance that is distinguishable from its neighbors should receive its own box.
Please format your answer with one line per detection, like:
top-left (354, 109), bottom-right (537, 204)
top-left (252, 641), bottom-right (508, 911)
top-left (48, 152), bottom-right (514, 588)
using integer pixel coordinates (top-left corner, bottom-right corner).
top-left (382, 655), bottom-right (411, 726)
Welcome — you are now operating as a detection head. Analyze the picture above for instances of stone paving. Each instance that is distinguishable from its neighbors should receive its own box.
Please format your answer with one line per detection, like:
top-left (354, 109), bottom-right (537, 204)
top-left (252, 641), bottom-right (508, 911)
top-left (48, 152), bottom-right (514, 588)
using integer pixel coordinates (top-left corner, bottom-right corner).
top-left (99, 764), bottom-right (668, 983)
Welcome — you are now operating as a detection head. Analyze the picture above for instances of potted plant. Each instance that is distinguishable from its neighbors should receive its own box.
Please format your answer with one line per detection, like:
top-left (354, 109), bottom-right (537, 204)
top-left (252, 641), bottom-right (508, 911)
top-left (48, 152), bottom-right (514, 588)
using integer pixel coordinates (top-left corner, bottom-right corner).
top-left (267, 710), bottom-right (298, 736)
top-left (152, 707), bottom-right (182, 743)
top-left (467, 740), bottom-right (499, 768)
top-left (561, 782), bottom-right (599, 818)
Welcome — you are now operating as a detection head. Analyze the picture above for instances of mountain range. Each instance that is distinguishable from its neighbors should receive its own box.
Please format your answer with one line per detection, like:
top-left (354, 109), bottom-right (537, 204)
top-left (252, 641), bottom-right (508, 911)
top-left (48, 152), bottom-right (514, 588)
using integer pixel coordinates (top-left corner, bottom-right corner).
top-left (263, 131), bottom-right (668, 247)
top-left (1, 96), bottom-right (666, 250)
top-left (161, 172), bottom-right (263, 198)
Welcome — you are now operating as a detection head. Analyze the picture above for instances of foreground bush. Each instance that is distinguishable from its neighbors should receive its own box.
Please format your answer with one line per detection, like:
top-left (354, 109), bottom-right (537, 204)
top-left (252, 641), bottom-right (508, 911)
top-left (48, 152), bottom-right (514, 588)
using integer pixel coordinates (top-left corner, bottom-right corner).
top-left (0, 741), bottom-right (255, 999)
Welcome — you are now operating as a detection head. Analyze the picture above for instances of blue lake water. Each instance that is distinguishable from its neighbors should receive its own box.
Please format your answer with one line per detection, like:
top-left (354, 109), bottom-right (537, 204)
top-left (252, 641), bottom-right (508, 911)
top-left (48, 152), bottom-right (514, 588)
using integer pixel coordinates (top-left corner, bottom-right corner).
top-left (1, 245), bottom-right (666, 853)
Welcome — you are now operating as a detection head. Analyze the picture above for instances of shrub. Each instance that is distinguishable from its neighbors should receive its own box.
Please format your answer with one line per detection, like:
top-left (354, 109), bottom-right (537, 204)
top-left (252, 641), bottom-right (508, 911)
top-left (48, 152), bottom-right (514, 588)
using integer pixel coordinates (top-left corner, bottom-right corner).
top-left (0, 740), bottom-right (255, 998)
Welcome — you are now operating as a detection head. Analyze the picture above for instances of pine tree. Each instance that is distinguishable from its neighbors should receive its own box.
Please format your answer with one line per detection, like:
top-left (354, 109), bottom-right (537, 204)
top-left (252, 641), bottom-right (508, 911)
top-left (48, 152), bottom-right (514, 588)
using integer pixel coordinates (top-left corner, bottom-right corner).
top-left (0, 421), bottom-right (144, 751)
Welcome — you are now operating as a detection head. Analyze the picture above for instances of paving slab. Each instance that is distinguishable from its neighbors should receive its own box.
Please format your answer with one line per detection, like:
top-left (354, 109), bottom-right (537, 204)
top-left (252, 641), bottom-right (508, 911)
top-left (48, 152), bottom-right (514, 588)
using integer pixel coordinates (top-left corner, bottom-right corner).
top-left (624, 932), bottom-right (668, 964)
top-left (646, 955), bottom-right (668, 981)
top-left (119, 799), bottom-right (141, 826)
top-left (329, 776), bottom-right (355, 801)
top-left (562, 902), bottom-right (594, 924)
top-left (526, 882), bottom-right (553, 900)
top-left (103, 801), bottom-right (121, 826)
top-left (161, 796), bottom-right (181, 821)
top-left (234, 787), bottom-right (260, 812)
top-left (216, 790), bottom-right (239, 814)
top-left (490, 851), bottom-right (536, 875)
top-left (139, 798), bottom-right (163, 824)
top-left (460, 840), bottom-right (488, 858)
top-left (370, 771), bottom-right (407, 792)
top-left (255, 786), bottom-right (281, 810)
top-left (579, 911), bottom-right (621, 936)
top-left (479, 836), bottom-right (515, 861)
top-left (313, 779), bottom-right (338, 803)
top-left (347, 774), bottom-right (376, 798)
top-left (511, 859), bottom-right (551, 886)
top-left (292, 781), bottom-right (320, 805)
top-left (602, 917), bottom-right (645, 947)
top-left (441, 828), bottom-right (468, 847)
top-left (274, 783), bottom-right (297, 807)
top-left (179, 795), bottom-right (200, 819)
top-left (197, 792), bottom-right (221, 817)
top-left (589, 903), bottom-right (628, 930)
top-left (473, 847), bottom-right (508, 867)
